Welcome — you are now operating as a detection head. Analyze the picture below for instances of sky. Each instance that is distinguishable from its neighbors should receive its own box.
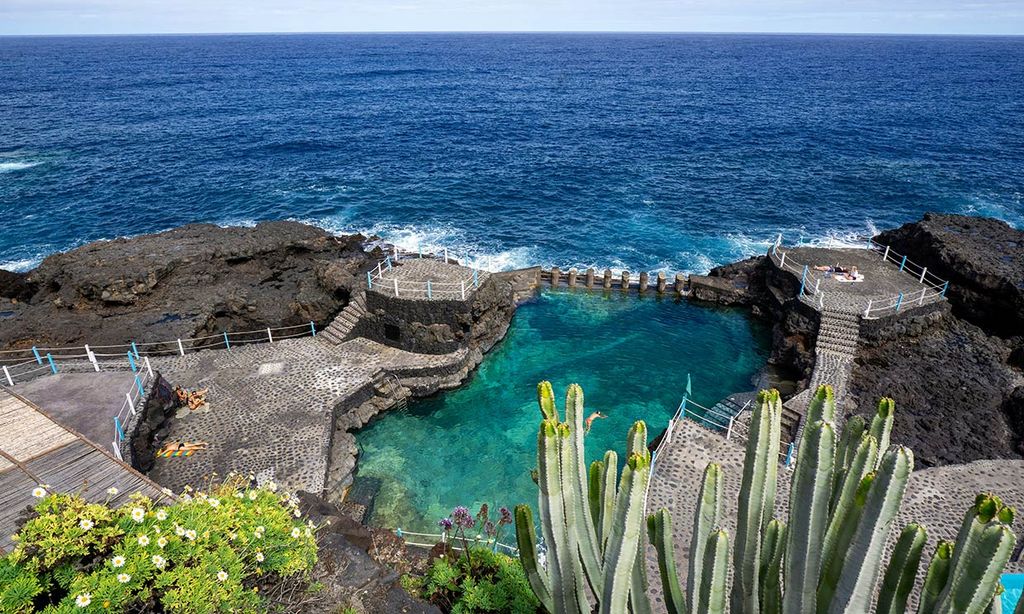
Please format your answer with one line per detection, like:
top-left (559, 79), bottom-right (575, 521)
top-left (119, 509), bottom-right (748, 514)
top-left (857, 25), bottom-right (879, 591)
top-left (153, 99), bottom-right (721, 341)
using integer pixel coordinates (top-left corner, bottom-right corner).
top-left (0, 0), bottom-right (1022, 36)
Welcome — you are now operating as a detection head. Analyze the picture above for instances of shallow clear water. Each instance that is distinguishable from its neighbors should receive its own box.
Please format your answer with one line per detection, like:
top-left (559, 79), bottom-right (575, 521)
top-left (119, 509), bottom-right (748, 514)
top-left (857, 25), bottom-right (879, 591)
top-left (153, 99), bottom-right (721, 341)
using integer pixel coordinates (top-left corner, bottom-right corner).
top-left (352, 290), bottom-right (770, 532)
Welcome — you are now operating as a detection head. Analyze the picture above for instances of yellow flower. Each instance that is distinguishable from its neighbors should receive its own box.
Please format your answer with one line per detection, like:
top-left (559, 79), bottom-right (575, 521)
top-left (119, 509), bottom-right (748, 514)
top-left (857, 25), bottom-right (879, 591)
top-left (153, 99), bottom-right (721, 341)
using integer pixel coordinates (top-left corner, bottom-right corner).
top-left (75, 594), bottom-right (91, 607)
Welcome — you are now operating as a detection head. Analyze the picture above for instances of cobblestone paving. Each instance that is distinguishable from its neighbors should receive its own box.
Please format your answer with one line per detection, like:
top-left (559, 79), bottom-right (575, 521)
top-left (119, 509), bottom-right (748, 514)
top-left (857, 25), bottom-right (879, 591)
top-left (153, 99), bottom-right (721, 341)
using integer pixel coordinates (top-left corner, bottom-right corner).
top-left (147, 336), bottom-right (469, 495)
top-left (644, 421), bottom-right (1024, 612)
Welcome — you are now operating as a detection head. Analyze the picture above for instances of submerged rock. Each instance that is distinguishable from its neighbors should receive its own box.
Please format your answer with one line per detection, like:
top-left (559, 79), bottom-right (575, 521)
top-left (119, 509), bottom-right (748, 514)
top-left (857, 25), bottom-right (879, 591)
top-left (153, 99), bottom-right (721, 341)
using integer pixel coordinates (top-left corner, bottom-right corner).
top-left (0, 222), bottom-right (376, 349)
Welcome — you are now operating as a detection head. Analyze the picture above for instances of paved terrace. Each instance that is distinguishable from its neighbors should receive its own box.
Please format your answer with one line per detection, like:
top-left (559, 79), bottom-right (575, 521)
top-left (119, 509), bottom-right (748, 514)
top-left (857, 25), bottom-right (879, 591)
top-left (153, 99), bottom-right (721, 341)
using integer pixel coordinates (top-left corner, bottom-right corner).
top-left (0, 390), bottom-right (169, 554)
top-left (370, 258), bottom-right (490, 300)
top-left (644, 419), bottom-right (1024, 612)
top-left (146, 335), bottom-right (470, 495)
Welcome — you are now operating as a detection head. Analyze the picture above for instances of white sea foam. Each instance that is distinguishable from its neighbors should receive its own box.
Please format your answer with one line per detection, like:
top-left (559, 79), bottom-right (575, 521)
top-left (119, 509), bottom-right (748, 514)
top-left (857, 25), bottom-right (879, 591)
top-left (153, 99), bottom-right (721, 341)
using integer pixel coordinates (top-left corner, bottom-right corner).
top-left (0, 161), bottom-right (41, 174)
top-left (0, 257), bottom-right (42, 272)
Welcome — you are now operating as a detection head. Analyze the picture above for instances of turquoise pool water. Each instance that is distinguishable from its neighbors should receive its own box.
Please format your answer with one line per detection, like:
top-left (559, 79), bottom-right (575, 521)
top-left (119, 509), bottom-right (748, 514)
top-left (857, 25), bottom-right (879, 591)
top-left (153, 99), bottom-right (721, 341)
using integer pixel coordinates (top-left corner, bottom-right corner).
top-left (352, 290), bottom-right (771, 532)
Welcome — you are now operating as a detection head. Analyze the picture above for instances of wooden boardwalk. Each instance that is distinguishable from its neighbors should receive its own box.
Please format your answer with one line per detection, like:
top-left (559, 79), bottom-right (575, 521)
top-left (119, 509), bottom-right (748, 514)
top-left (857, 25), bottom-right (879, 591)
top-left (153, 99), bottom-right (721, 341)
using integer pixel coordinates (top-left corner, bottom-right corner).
top-left (0, 390), bottom-right (170, 554)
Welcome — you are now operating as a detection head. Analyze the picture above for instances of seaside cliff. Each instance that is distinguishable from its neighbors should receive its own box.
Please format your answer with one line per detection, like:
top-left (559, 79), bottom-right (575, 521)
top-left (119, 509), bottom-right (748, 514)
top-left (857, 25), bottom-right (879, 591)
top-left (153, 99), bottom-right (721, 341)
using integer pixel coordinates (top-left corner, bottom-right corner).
top-left (0, 222), bottom-right (377, 350)
top-left (691, 213), bottom-right (1024, 469)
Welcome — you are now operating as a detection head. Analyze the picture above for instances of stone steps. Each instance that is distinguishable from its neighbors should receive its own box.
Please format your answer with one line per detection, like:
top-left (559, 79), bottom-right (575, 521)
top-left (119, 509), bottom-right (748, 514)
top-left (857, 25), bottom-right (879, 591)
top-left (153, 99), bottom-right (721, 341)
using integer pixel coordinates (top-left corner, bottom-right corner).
top-left (318, 292), bottom-right (367, 346)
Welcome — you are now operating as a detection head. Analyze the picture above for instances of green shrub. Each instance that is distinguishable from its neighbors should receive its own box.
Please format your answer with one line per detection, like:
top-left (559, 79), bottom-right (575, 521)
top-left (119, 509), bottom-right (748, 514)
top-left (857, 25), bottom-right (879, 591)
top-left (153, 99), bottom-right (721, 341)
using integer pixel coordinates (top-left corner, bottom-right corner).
top-left (0, 477), bottom-right (318, 613)
top-left (417, 547), bottom-right (539, 614)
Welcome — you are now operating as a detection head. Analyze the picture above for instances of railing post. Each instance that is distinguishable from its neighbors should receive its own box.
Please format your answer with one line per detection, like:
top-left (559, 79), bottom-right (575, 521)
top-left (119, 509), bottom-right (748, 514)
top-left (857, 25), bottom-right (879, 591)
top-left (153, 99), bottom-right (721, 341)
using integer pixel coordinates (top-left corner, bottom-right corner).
top-left (310, 321), bottom-right (317, 337)
top-left (386, 256), bottom-right (392, 270)
top-left (864, 299), bottom-right (872, 318)
top-left (46, 353), bottom-right (57, 374)
top-left (779, 252), bottom-right (787, 268)
top-left (392, 245), bottom-right (399, 262)
top-left (474, 269), bottom-right (479, 288)
top-left (941, 281), bottom-right (949, 297)
top-left (726, 415), bottom-right (735, 440)
top-left (426, 280), bottom-right (432, 299)
top-left (125, 392), bottom-right (135, 416)
top-left (461, 281), bottom-right (466, 300)
top-left (131, 341), bottom-right (140, 359)
top-left (895, 292), bottom-right (904, 312)
top-left (882, 245), bottom-right (890, 262)
top-left (818, 293), bottom-right (824, 309)
top-left (919, 288), bottom-right (926, 305)
top-left (367, 271), bottom-right (373, 289)
top-left (799, 265), bottom-right (808, 296)
top-left (2, 365), bottom-right (13, 387)
top-left (144, 356), bottom-right (153, 377)
top-left (785, 442), bottom-right (795, 467)
top-left (393, 278), bottom-right (399, 297)
top-left (267, 327), bottom-right (274, 343)
top-left (177, 339), bottom-right (185, 356)
top-left (115, 415), bottom-right (126, 440)
top-left (127, 351), bottom-right (137, 372)
top-left (134, 374), bottom-right (145, 397)
top-left (224, 332), bottom-right (232, 351)
top-left (814, 278), bottom-right (820, 295)
top-left (899, 255), bottom-right (907, 271)
top-left (418, 244), bottom-right (422, 259)
top-left (111, 442), bottom-right (123, 460)
top-left (444, 248), bottom-right (449, 263)
top-left (32, 346), bottom-right (42, 365)
top-left (919, 267), bottom-right (927, 283)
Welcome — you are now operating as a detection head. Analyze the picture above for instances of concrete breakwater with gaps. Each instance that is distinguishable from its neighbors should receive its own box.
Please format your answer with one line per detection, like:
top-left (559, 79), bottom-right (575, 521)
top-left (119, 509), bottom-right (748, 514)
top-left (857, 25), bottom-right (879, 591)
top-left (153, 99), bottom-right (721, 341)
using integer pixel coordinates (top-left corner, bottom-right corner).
top-left (536, 266), bottom-right (691, 295)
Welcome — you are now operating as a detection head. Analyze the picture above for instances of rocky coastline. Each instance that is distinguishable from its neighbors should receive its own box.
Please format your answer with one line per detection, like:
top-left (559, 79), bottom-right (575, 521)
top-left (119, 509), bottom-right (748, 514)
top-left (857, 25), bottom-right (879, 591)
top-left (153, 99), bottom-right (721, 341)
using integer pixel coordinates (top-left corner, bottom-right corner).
top-left (689, 213), bottom-right (1024, 468)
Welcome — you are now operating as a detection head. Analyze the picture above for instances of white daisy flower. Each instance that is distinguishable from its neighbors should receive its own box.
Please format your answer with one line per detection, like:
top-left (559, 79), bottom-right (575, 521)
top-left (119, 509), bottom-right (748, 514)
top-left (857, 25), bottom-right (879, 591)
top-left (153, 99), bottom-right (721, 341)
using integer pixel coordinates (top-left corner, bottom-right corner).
top-left (117, 573), bottom-right (131, 583)
top-left (31, 487), bottom-right (46, 498)
top-left (216, 570), bottom-right (228, 582)
top-left (112, 555), bottom-right (126, 568)
top-left (174, 525), bottom-right (185, 536)
top-left (305, 527), bottom-right (312, 538)
top-left (75, 593), bottom-right (91, 608)
top-left (106, 487), bottom-right (119, 496)
top-left (161, 487), bottom-right (173, 496)
top-left (267, 481), bottom-right (278, 492)
top-left (153, 526), bottom-right (161, 534)
top-left (234, 491), bottom-right (244, 499)
top-left (247, 491), bottom-right (258, 501)
top-left (208, 498), bottom-right (220, 508)
top-left (137, 535), bottom-right (150, 546)
top-left (157, 536), bottom-right (168, 548)
top-left (291, 527), bottom-right (301, 539)
top-left (130, 508), bottom-right (146, 523)
top-left (152, 554), bottom-right (166, 569)
top-left (255, 551), bottom-right (264, 562)
top-left (293, 509), bottom-right (301, 517)
top-left (185, 529), bottom-right (196, 541)
top-left (79, 519), bottom-right (94, 531)
top-left (156, 509), bottom-right (167, 521)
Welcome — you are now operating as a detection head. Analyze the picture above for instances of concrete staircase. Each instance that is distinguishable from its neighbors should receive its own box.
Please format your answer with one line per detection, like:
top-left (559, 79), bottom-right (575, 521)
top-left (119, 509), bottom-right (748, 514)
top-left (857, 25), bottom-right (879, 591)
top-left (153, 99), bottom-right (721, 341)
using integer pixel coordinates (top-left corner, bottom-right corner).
top-left (318, 292), bottom-right (367, 345)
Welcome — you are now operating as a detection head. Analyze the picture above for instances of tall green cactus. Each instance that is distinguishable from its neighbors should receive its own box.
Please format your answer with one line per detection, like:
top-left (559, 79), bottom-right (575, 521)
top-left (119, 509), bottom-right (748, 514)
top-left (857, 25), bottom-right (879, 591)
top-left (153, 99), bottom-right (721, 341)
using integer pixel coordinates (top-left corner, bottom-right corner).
top-left (519, 382), bottom-right (1017, 614)
top-left (731, 389), bottom-right (782, 614)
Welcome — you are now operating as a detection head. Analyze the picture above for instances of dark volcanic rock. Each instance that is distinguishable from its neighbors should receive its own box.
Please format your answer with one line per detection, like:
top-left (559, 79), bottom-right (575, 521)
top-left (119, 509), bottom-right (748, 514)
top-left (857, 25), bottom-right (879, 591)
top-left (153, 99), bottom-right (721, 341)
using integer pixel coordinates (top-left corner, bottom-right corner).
top-left (0, 222), bottom-right (376, 350)
top-left (876, 213), bottom-right (1024, 338)
top-left (848, 317), bottom-right (1021, 468)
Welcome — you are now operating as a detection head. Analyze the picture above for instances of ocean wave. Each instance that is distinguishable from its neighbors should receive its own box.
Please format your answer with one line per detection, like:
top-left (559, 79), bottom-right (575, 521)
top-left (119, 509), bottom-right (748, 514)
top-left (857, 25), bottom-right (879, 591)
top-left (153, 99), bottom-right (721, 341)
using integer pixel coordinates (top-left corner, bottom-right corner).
top-left (0, 161), bottom-right (41, 173)
top-left (0, 256), bottom-right (42, 272)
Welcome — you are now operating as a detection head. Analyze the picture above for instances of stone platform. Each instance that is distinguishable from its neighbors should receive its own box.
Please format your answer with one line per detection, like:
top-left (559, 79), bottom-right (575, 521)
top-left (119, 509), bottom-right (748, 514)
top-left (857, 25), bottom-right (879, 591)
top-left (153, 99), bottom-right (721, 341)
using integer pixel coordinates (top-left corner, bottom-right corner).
top-left (372, 258), bottom-right (488, 300)
top-left (147, 335), bottom-right (472, 496)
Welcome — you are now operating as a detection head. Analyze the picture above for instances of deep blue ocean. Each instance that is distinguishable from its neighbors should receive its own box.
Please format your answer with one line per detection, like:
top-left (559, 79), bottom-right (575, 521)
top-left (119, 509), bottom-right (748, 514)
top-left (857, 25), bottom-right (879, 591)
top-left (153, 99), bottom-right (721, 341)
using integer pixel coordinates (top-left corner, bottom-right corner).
top-left (1, 33), bottom-right (1022, 273)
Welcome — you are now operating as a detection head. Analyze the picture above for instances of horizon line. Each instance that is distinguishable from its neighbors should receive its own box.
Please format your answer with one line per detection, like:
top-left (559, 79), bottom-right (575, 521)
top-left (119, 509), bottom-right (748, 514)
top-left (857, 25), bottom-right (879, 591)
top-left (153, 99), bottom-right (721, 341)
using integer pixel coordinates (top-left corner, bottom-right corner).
top-left (2, 30), bottom-right (1023, 38)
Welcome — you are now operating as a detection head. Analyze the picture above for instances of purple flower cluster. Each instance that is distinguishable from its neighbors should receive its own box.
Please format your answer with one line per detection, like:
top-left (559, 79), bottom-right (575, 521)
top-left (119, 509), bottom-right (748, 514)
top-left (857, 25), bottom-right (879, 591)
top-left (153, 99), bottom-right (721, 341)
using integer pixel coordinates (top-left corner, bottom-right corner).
top-left (484, 520), bottom-right (497, 537)
top-left (498, 506), bottom-right (513, 526)
top-left (452, 506), bottom-right (475, 529)
top-left (437, 517), bottom-right (454, 531)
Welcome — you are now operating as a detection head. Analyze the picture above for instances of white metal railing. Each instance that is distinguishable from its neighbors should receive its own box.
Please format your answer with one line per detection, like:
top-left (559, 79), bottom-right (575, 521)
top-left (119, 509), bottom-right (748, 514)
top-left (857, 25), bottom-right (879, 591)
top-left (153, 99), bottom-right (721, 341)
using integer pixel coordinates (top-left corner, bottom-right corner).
top-left (366, 250), bottom-right (482, 300)
top-left (769, 234), bottom-right (950, 319)
top-left (394, 528), bottom-right (519, 556)
top-left (678, 397), bottom-right (751, 441)
top-left (0, 321), bottom-right (319, 369)
top-left (111, 357), bottom-right (155, 461)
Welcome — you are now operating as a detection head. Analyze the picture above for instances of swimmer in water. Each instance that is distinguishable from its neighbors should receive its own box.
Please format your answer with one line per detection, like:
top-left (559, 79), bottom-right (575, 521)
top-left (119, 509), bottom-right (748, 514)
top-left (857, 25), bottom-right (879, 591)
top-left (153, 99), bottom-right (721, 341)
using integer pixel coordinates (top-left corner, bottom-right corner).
top-left (585, 412), bottom-right (607, 432)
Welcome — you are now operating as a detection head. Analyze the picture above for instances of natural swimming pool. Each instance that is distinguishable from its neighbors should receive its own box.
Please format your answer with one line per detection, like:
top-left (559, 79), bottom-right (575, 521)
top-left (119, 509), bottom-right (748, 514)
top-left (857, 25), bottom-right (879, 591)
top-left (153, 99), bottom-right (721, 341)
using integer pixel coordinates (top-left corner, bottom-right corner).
top-left (351, 289), bottom-right (772, 533)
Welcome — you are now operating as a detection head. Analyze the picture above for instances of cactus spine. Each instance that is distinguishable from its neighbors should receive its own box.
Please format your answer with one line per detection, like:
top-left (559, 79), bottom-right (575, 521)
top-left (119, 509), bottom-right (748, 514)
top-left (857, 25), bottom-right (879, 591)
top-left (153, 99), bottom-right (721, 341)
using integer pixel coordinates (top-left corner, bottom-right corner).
top-left (875, 523), bottom-right (927, 614)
